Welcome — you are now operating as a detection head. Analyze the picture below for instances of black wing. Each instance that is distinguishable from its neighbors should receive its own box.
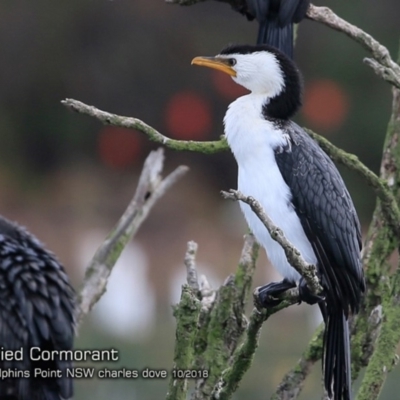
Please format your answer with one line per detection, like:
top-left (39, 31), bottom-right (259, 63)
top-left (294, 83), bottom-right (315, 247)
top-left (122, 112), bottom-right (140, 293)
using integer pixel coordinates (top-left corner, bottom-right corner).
top-left (243, 0), bottom-right (310, 58)
top-left (274, 123), bottom-right (365, 314)
top-left (0, 217), bottom-right (75, 400)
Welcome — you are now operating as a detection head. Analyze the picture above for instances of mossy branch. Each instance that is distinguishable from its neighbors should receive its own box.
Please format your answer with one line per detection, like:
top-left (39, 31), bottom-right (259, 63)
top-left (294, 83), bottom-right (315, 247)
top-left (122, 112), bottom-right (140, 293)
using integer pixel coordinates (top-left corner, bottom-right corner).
top-left (351, 86), bottom-right (400, 379)
top-left (167, 235), bottom-right (304, 400)
top-left (62, 97), bottom-right (400, 235)
top-left (167, 285), bottom-right (202, 400)
top-left (61, 98), bottom-right (228, 154)
top-left (353, 85), bottom-right (400, 399)
top-left (356, 270), bottom-right (400, 400)
top-left (215, 290), bottom-right (301, 400)
top-left (306, 129), bottom-right (400, 237)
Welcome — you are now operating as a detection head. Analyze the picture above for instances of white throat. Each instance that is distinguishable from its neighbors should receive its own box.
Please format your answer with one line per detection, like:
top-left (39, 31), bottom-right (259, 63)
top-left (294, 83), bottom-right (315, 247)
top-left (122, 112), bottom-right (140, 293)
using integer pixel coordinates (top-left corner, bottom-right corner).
top-left (223, 93), bottom-right (317, 282)
top-left (223, 93), bottom-right (287, 160)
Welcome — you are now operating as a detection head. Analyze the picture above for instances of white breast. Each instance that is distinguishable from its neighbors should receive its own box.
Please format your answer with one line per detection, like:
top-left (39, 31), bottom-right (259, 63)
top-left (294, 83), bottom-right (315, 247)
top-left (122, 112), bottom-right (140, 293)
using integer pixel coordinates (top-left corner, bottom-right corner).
top-left (224, 94), bottom-right (317, 283)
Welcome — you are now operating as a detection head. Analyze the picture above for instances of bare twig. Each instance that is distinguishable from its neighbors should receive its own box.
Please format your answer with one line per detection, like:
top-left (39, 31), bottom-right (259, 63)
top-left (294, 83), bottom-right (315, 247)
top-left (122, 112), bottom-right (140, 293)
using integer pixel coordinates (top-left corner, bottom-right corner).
top-left (185, 241), bottom-right (200, 291)
top-left (62, 98), bottom-right (228, 154)
top-left (221, 189), bottom-right (323, 296)
top-left (76, 148), bottom-right (188, 326)
top-left (307, 5), bottom-right (400, 88)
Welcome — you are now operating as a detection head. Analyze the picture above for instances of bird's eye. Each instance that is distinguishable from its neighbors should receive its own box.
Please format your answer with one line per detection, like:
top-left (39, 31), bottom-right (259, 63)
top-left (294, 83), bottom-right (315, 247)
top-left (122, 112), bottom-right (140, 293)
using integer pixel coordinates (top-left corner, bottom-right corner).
top-left (227, 58), bottom-right (236, 67)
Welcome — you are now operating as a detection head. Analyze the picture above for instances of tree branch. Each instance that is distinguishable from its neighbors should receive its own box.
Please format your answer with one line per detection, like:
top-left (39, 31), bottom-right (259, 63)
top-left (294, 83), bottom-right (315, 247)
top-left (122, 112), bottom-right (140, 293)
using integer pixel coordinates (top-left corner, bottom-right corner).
top-left (221, 189), bottom-right (323, 297)
top-left (307, 5), bottom-right (400, 88)
top-left (166, 0), bottom-right (400, 88)
top-left (218, 190), bottom-right (326, 400)
top-left (353, 79), bottom-right (400, 398)
top-left (306, 128), bottom-right (400, 237)
top-left (76, 148), bottom-right (188, 327)
top-left (168, 284), bottom-right (202, 400)
top-left (356, 270), bottom-right (400, 400)
top-left (62, 98), bottom-right (228, 154)
top-left (62, 95), bottom-right (400, 238)
top-left (169, 234), bottom-right (303, 400)
top-left (349, 76), bottom-right (400, 378)
top-left (214, 292), bottom-right (300, 400)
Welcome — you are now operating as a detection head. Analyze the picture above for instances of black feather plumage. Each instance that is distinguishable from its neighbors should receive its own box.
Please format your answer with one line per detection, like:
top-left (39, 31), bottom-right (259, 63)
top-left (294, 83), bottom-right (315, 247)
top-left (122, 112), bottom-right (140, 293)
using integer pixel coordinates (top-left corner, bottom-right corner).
top-left (243, 0), bottom-right (310, 58)
top-left (0, 217), bottom-right (75, 400)
top-left (274, 122), bottom-right (365, 400)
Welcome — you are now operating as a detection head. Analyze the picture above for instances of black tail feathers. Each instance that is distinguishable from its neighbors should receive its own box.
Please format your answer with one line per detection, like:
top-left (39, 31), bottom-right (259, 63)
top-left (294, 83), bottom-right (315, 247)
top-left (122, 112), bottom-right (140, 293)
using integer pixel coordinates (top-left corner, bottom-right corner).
top-left (323, 310), bottom-right (352, 400)
top-left (257, 20), bottom-right (294, 59)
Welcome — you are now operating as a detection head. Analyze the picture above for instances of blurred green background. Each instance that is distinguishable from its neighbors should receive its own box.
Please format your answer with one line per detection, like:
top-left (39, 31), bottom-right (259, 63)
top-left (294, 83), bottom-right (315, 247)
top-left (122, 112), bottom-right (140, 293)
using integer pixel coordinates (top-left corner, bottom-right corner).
top-left (0, 0), bottom-right (399, 398)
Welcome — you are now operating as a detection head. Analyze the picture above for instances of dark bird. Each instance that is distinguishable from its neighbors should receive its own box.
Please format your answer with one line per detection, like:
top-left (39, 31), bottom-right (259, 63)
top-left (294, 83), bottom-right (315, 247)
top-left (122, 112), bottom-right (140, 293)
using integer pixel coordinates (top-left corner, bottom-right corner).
top-left (0, 217), bottom-right (75, 400)
top-left (192, 44), bottom-right (365, 399)
top-left (238, 0), bottom-right (310, 58)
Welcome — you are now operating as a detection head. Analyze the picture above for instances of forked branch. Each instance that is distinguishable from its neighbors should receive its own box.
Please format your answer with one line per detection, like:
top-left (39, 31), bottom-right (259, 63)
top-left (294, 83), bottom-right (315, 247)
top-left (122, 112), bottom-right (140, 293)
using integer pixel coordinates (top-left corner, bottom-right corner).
top-left (76, 148), bottom-right (188, 327)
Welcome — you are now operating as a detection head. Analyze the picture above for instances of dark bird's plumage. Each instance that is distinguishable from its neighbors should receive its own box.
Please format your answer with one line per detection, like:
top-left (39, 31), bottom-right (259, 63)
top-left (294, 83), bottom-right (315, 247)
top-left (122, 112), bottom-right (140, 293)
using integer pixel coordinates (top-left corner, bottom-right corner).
top-left (0, 217), bottom-right (75, 400)
top-left (241, 0), bottom-right (310, 58)
top-left (275, 122), bottom-right (365, 399)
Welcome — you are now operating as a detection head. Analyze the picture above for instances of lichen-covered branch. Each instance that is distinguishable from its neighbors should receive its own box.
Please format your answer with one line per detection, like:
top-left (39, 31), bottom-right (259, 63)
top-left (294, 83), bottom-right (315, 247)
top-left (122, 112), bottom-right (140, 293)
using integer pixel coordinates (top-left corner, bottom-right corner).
top-left (356, 270), bottom-right (400, 400)
top-left (76, 148), bottom-right (188, 327)
top-left (62, 98), bottom-right (228, 154)
top-left (167, 285), bottom-right (202, 400)
top-left (306, 128), bottom-right (400, 237)
top-left (62, 96), bottom-right (400, 238)
top-left (353, 84), bottom-right (400, 399)
top-left (168, 234), bottom-right (303, 400)
top-left (221, 189), bottom-right (323, 297)
top-left (214, 290), bottom-right (300, 400)
top-left (185, 241), bottom-right (200, 291)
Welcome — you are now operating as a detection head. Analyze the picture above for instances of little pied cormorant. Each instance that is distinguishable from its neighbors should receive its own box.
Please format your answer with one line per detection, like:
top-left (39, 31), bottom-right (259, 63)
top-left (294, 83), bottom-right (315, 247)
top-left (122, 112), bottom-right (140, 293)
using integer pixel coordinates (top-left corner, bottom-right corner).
top-left (0, 217), bottom-right (75, 400)
top-left (237, 0), bottom-right (310, 58)
top-left (192, 44), bottom-right (365, 400)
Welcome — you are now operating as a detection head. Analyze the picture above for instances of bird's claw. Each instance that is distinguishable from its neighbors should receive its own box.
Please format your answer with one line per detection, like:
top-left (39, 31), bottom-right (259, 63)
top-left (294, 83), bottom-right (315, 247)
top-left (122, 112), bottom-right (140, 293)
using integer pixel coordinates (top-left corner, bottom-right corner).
top-left (254, 279), bottom-right (296, 309)
top-left (298, 277), bottom-right (325, 305)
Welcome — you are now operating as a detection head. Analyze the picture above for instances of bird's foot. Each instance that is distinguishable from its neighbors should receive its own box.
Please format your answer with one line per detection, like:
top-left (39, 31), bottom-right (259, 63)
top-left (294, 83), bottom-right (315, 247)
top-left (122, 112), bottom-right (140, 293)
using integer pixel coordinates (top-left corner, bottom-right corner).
top-left (254, 279), bottom-right (296, 309)
top-left (298, 277), bottom-right (325, 305)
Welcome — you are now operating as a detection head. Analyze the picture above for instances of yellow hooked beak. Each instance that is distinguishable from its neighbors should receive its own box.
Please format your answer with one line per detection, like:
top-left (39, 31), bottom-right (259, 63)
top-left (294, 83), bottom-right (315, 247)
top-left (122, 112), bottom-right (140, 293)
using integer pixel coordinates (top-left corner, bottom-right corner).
top-left (191, 56), bottom-right (237, 77)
